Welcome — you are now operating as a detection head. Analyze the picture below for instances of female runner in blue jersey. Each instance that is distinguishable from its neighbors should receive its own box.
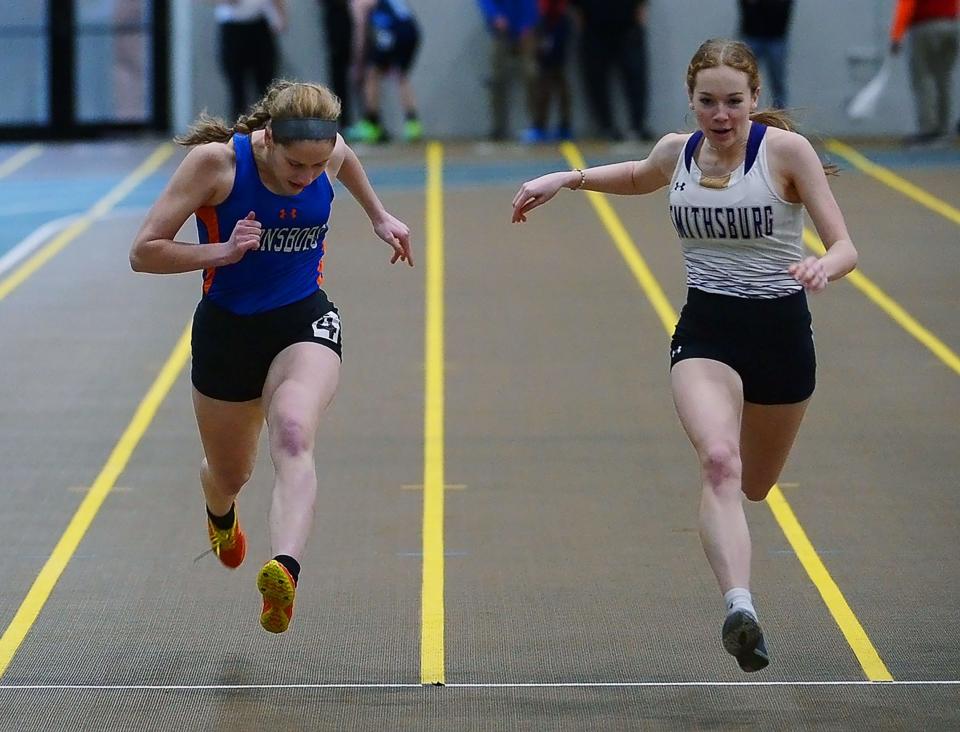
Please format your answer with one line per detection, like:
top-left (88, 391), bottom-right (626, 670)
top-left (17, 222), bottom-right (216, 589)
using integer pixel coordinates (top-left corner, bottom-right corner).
top-left (130, 80), bottom-right (412, 634)
top-left (510, 39), bottom-right (858, 672)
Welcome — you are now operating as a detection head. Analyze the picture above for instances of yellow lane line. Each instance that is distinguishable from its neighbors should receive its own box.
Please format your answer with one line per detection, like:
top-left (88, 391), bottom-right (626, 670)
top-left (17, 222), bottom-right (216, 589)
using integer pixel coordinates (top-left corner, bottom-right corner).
top-left (561, 142), bottom-right (893, 682)
top-left (803, 229), bottom-right (960, 375)
top-left (0, 145), bottom-right (43, 178)
top-left (766, 489), bottom-right (893, 680)
top-left (826, 139), bottom-right (960, 227)
top-left (421, 141), bottom-right (446, 685)
top-left (0, 143), bottom-right (175, 303)
top-left (0, 323), bottom-right (192, 678)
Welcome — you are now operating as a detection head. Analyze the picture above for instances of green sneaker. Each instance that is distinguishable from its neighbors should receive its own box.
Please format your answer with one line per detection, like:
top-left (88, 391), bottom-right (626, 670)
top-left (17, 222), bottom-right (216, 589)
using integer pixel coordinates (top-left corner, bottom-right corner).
top-left (403, 118), bottom-right (424, 143)
top-left (345, 119), bottom-right (385, 144)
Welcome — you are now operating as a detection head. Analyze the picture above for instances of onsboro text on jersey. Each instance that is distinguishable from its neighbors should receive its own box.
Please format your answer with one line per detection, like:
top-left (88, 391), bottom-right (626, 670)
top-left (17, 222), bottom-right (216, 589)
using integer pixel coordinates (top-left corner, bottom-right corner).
top-left (258, 224), bottom-right (328, 253)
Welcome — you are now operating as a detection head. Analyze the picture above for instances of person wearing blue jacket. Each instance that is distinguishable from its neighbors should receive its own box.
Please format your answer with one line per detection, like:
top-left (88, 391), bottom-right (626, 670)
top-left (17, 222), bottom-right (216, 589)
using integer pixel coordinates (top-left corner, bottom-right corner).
top-left (477, 0), bottom-right (540, 140)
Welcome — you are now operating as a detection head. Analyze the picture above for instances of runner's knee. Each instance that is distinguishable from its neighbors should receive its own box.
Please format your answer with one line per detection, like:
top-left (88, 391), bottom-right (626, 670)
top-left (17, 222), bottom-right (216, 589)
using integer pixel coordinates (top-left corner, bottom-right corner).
top-left (271, 414), bottom-right (312, 458)
top-left (741, 480), bottom-right (774, 502)
top-left (700, 442), bottom-right (742, 490)
top-left (202, 457), bottom-right (253, 494)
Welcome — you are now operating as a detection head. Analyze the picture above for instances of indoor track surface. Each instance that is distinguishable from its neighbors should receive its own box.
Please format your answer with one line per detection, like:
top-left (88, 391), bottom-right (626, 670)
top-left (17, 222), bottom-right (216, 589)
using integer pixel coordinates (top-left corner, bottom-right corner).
top-left (0, 135), bottom-right (957, 730)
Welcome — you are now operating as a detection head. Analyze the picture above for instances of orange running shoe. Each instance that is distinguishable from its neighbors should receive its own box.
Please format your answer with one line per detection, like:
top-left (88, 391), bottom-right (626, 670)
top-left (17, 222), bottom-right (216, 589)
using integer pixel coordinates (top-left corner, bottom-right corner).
top-left (257, 559), bottom-right (296, 634)
top-left (206, 510), bottom-right (246, 569)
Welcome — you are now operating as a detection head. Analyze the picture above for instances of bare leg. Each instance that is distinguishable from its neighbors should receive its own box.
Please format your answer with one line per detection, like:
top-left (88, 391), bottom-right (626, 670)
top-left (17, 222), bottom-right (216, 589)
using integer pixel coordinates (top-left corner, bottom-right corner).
top-left (740, 400), bottom-right (809, 501)
top-left (671, 358), bottom-right (750, 593)
top-left (261, 343), bottom-right (340, 560)
top-left (398, 73), bottom-right (417, 114)
top-left (192, 389), bottom-right (264, 515)
top-left (365, 67), bottom-right (383, 116)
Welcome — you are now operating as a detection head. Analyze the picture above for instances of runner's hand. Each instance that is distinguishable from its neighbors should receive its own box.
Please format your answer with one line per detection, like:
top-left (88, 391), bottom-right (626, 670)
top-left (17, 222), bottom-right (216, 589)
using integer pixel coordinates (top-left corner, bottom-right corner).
top-left (223, 211), bottom-right (261, 264)
top-left (511, 172), bottom-right (569, 223)
top-left (373, 213), bottom-right (413, 266)
top-left (789, 256), bottom-right (828, 292)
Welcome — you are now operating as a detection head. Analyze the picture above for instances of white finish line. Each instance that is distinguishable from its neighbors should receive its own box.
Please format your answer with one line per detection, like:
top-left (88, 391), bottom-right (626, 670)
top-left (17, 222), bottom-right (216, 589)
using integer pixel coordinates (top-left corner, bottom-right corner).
top-left (0, 681), bottom-right (957, 691)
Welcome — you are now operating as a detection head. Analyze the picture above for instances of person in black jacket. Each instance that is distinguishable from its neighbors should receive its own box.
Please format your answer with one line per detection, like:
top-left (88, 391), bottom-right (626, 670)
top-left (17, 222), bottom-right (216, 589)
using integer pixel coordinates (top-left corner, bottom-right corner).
top-left (212, 0), bottom-right (287, 120)
top-left (571, 0), bottom-right (651, 141)
top-left (318, 0), bottom-right (355, 129)
top-left (738, 0), bottom-right (794, 109)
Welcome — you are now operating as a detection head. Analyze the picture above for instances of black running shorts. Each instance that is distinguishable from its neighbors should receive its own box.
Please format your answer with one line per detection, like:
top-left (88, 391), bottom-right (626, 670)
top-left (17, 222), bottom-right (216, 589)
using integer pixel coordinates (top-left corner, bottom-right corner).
top-left (669, 287), bottom-right (816, 405)
top-left (191, 289), bottom-right (342, 402)
top-left (369, 18), bottom-right (420, 72)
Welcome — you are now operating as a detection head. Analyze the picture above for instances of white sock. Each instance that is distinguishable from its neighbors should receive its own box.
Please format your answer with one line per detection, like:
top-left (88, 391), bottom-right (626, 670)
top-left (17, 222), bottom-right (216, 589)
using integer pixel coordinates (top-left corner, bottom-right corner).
top-left (724, 587), bottom-right (757, 620)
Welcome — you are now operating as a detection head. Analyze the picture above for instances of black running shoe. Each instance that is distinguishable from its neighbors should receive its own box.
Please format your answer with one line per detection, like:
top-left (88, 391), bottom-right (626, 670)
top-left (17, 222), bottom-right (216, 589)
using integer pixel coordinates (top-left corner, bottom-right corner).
top-left (722, 610), bottom-right (770, 672)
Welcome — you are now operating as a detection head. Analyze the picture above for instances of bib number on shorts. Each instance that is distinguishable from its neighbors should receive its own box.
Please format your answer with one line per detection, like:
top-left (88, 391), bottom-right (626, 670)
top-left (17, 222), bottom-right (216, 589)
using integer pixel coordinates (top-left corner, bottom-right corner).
top-left (312, 312), bottom-right (341, 344)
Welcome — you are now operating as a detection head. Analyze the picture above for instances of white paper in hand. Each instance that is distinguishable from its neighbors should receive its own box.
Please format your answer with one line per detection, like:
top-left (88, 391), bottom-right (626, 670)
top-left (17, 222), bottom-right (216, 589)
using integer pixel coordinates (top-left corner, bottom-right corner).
top-left (847, 57), bottom-right (893, 120)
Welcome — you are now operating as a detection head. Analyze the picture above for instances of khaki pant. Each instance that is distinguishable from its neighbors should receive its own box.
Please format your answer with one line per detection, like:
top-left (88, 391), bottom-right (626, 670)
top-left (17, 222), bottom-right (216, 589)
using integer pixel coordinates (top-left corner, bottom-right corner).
top-left (487, 33), bottom-right (538, 138)
top-left (909, 19), bottom-right (959, 136)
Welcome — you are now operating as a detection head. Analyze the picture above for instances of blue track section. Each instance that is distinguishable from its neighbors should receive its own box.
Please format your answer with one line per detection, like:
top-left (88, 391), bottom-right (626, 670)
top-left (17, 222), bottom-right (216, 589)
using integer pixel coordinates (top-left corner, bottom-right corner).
top-left (0, 177), bottom-right (169, 257)
top-left (1, 141), bottom-right (957, 262)
top-left (849, 146), bottom-right (960, 169)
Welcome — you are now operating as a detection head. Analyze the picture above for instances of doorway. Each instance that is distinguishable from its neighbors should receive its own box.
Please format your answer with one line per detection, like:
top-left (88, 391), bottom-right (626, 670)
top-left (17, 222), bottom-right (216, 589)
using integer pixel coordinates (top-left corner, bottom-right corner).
top-left (0, 0), bottom-right (168, 140)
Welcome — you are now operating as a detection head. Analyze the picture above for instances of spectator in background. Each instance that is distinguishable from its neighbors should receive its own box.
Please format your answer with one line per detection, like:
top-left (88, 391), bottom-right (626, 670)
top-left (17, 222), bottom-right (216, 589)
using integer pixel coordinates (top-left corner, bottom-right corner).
top-left (318, 0), bottom-right (355, 130)
top-left (212, 0), bottom-right (287, 120)
top-left (737, 0), bottom-right (793, 109)
top-left (526, 0), bottom-right (573, 143)
top-left (113, 0), bottom-right (147, 120)
top-left (346, 0), bottom-right (423, 144)
top-left (571, 0), bottom-right (651, 142)
top-left (477, 0), bottom-right (540, 141)
top-left (890, 0), bottom-right (959, 145)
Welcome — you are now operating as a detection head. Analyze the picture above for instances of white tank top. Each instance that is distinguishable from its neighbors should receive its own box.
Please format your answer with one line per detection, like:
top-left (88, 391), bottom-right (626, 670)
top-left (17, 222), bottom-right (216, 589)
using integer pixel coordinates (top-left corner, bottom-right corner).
top-left (667, 123), bottom-right (805, 298)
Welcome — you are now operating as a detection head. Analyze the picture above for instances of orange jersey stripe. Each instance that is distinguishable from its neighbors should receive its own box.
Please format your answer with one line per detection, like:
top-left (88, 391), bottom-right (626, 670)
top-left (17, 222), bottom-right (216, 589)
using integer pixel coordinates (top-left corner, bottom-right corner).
top-left (316, 234), bottom-right (327, 286)
top-left (196, 206), bottom-right (221, 295)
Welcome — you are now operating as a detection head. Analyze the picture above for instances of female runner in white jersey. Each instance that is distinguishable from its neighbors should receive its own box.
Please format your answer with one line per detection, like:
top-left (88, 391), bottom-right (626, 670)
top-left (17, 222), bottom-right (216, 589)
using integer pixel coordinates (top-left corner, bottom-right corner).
top-left (510, 39), bottom-right (857, 672)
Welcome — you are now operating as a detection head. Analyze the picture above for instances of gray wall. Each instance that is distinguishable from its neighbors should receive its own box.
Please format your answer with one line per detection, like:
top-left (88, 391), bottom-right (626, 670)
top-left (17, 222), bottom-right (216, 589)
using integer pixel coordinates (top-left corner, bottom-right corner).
top-left (183, 0), bottom-right (959, 139)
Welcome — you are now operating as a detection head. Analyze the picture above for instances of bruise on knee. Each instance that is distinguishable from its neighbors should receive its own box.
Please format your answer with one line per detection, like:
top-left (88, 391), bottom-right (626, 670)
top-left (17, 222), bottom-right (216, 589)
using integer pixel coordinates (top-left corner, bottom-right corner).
top-left (272, 416), bottom-right (311, 457)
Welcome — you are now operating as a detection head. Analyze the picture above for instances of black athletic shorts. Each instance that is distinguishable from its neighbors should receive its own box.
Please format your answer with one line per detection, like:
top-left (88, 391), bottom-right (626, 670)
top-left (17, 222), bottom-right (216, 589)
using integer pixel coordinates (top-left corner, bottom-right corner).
top-left (669, 287), bottom-right (816, 405)
top-left (191, 290), bottom-right (342, 402)
top-left (369, 18), bottom-right (420, 72)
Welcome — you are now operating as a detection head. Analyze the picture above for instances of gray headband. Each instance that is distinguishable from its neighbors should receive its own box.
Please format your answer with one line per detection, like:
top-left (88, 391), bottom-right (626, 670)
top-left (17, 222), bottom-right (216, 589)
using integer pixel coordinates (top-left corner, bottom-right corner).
top-left (271, 117), bottom-right (339, 143)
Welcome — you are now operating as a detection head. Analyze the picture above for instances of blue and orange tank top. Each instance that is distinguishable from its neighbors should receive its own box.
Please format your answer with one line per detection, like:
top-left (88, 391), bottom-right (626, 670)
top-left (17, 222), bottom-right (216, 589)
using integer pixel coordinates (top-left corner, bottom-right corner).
top-left (194, 133), bottom-right (335, 315)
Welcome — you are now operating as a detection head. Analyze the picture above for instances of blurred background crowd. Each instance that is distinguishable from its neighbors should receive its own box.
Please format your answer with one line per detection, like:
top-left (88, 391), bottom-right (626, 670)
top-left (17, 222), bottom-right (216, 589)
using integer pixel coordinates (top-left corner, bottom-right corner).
top-left (0, 0), bottom-right (957, 147)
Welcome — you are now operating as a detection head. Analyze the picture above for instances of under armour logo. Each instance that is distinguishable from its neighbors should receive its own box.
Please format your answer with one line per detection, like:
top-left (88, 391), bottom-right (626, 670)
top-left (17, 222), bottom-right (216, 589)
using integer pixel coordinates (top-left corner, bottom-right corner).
top-left (674, 182), bottom-right (686, 191)
top-left (670, 345), bottom-right (683, 358)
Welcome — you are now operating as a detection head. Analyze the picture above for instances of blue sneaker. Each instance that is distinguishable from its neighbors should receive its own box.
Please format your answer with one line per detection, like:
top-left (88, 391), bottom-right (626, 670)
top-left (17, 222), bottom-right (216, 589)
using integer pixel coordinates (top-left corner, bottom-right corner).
top-left (722, 610), bottom-right (769, 672)
top-left (519, 127), bottom-right (546, 144)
